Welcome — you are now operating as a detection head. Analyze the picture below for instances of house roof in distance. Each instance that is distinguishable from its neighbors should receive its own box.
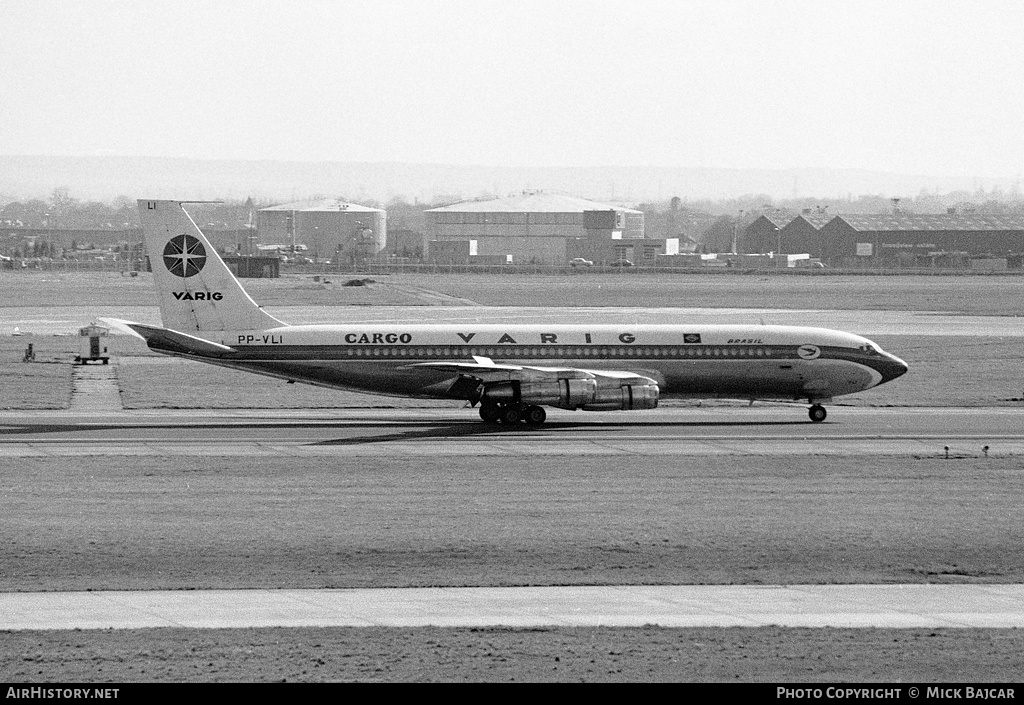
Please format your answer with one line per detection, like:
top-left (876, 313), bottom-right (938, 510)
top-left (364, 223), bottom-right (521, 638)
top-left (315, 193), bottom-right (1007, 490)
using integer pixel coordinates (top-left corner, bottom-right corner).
top-left (833, 213), bottom-right (1024, 232)
top-left (427, 191), bottom-right (641, 213)
top-left (260, 198), bottom-right (383, 213)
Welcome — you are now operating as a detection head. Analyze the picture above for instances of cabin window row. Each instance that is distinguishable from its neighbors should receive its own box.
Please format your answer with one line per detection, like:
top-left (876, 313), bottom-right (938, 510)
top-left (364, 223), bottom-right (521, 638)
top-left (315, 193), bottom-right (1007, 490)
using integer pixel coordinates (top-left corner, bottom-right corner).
top-left (334, 345), bottom-right (780, 359)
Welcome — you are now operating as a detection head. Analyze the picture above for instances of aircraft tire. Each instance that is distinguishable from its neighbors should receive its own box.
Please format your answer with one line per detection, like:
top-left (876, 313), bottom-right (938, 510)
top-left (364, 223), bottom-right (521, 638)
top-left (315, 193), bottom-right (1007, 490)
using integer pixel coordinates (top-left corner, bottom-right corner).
top-left (523, 405), bottom-right (547, 426)
top-left (479, 404), bottom-right (501, 424)
top-left (809, 404), bottom-right (827, 423)
top-left (500, 405), bottom-right (523, 424)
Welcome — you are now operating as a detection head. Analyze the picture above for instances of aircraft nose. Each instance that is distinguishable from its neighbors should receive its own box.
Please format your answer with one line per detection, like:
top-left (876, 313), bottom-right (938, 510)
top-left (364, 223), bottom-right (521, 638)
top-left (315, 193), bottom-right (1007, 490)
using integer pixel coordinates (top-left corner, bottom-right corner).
top-left (880, 352), bottom-right (909, 383)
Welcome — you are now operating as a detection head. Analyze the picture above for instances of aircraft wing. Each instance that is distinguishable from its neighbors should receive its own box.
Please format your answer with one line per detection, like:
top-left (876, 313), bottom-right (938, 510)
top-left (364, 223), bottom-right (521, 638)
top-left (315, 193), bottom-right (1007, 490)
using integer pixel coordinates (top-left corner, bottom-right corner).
top-left (408, 358), bottom-right (660, 411)
top-left (406, 358), bottom-right (596, 382)
top-left (409, 358), bottom-right (653, 380)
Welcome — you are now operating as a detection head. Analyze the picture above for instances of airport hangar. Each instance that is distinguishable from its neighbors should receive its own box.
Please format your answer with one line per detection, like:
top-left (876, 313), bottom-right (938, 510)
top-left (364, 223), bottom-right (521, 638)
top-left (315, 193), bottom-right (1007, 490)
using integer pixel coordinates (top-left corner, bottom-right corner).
top-left (744, 211), bottom-right (833, 257)
top-left (256, 198), bottom-right (387, 264)
top-left (745, 211), bottom-right (1024, 268)
top-left (425, 191), bottom-right (673, 266)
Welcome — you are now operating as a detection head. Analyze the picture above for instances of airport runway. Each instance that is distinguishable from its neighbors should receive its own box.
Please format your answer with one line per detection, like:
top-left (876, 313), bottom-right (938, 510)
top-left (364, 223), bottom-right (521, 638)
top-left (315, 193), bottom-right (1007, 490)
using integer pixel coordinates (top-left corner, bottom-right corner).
top-left (4, 584), bottom-right (1024, 630)
top-left (0, 406), bottom-right (1022, 457)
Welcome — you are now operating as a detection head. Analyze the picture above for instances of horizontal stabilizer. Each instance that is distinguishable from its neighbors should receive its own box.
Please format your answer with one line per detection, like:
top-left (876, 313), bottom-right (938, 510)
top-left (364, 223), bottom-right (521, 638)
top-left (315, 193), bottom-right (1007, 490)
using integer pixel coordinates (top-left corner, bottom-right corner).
top-left (97, 317), bottom-right (147, 339)
top-left (124, 322), bottom-right (237, 357)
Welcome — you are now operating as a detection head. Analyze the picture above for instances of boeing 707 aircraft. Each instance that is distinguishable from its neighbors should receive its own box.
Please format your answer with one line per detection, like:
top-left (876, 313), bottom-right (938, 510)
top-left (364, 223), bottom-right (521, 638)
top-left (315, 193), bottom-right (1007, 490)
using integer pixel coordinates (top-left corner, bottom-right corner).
top-left (118, 200), bottom-right (907, 425)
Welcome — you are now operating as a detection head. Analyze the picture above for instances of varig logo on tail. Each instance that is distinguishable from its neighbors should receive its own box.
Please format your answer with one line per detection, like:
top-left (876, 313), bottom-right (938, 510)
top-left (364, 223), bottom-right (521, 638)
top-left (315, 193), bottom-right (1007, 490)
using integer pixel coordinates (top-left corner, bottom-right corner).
top-left (163, 234), bottom-right (207, 277)
top-left (173, 291), bottom-right (223, 301)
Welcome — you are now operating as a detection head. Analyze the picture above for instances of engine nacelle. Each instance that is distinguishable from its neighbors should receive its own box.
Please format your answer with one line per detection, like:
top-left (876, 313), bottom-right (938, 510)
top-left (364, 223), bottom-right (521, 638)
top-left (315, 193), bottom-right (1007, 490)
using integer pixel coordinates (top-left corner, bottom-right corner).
top-left (481, 378), bottom-right (598, 410)
top-left (579, 380), bottom-right (660, 411)
top-left (480, 374), bottom-right (658, 411)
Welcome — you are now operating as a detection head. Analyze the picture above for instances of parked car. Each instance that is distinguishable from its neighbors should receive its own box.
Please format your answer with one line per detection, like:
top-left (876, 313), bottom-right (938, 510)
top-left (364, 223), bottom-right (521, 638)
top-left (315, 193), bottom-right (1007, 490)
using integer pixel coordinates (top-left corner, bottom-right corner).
top-left (610, 259), bottom-right (635, 267)
top-left (569, 257), bottom-right (593, 267)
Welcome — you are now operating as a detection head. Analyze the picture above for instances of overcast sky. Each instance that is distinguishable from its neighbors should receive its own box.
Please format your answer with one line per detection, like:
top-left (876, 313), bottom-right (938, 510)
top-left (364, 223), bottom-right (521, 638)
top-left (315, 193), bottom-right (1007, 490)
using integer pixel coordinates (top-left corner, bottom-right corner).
top-left (2, 0), bottom-right (1022, 179)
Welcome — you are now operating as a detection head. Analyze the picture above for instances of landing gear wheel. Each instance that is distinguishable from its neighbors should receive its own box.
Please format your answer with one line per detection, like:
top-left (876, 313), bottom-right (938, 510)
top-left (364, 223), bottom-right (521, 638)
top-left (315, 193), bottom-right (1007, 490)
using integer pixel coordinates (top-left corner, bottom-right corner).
top-left (500, 405), bottom-right (523, 424)
top-left (523, 405), bottom-right (547, 426)
top-left (479, 404), bottom-right (501, 424)
top-left (809, 404), bottom-right (827, 423)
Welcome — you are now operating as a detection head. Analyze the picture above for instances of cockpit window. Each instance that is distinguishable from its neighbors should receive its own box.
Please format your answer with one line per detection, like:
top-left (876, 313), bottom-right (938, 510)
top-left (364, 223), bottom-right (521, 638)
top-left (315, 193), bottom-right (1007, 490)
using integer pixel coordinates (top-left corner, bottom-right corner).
top-left (858, 343), bottom-right (878, 355)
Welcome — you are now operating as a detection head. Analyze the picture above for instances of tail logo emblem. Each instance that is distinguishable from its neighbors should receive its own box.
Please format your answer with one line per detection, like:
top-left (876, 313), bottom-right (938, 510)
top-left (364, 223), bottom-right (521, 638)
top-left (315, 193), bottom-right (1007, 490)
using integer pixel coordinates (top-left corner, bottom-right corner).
top-left (163, 234), bottom-right (207, 278)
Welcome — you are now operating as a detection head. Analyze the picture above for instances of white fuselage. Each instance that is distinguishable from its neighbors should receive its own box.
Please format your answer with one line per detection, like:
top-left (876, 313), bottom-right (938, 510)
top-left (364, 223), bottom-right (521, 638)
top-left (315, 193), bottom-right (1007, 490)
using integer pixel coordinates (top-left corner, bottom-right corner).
top-left (169, 322), bottom-right (907, 404)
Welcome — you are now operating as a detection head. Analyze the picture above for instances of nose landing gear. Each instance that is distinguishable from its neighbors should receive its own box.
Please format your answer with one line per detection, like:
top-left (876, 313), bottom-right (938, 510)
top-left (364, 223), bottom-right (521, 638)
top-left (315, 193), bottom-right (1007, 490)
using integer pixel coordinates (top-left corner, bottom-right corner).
top-left (809, 404), bottom-right (827, 423)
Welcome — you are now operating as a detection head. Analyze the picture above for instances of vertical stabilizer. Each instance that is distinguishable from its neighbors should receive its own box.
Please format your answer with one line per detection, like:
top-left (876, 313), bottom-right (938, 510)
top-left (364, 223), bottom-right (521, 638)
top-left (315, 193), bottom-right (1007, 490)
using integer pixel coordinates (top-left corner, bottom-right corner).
top-left (138, 200), bottom-right (286, 332)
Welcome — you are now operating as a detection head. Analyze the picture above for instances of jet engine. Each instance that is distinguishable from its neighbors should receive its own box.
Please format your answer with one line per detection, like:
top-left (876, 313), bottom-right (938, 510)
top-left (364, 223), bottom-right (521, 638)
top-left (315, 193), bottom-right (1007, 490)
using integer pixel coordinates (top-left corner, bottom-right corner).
top-left (480, 378), bottom-right (597, 410)
top-left (480, 373), bottom-right (659, 411)
top-left (579, 376), bottom-right (659, 411)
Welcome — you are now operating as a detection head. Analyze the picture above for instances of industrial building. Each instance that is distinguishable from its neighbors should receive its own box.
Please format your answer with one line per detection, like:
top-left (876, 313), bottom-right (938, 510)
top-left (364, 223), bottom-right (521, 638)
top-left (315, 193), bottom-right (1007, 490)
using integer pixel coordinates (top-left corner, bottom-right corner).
top-left (425, 191), bottom-right (651, 265)
top-left (818, 213), bottom-right (1024, 267)
top-left (780, 212), bottom-right (834, 257)
top-left (744, 214), bottom-right (791, 255)
top-left (743, 210), bottom-right (1024, 268)
top-left (257, 198), bottom-right (386, 264)
top-left (744, 211), bottom-right (833, 256)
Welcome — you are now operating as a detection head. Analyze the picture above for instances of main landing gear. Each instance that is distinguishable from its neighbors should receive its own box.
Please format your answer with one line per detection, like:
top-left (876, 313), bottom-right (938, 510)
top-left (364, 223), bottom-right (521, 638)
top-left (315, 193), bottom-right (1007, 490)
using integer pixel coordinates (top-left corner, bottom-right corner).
top-left (808, 404), bottom-right (827, 423)
top-left (479, 403), bottom-right (547, 426)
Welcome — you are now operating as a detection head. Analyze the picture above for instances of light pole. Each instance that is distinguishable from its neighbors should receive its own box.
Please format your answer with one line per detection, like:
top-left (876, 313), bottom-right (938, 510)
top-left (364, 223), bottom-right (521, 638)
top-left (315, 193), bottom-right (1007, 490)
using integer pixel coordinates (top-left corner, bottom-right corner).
top-left (289, 211), bottom-right (296, 258)
top-left (350, 220), bottom-right (365, 269)
top-left (731, 209), bottom-right (744, 255)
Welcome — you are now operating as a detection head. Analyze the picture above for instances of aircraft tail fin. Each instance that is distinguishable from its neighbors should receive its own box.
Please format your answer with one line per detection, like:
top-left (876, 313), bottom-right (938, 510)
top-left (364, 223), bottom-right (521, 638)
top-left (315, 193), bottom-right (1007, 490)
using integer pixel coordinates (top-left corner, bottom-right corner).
top-left (137, 200), bottom-right (285, 332)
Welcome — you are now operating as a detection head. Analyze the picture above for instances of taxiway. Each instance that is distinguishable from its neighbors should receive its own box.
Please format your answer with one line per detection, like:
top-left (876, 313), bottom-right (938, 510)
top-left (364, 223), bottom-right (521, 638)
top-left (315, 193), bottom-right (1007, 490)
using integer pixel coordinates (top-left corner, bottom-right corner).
top-left (1, 406), bottom-right (1023, 458)
top-left (4, 584), bottom-right (1024, 630)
